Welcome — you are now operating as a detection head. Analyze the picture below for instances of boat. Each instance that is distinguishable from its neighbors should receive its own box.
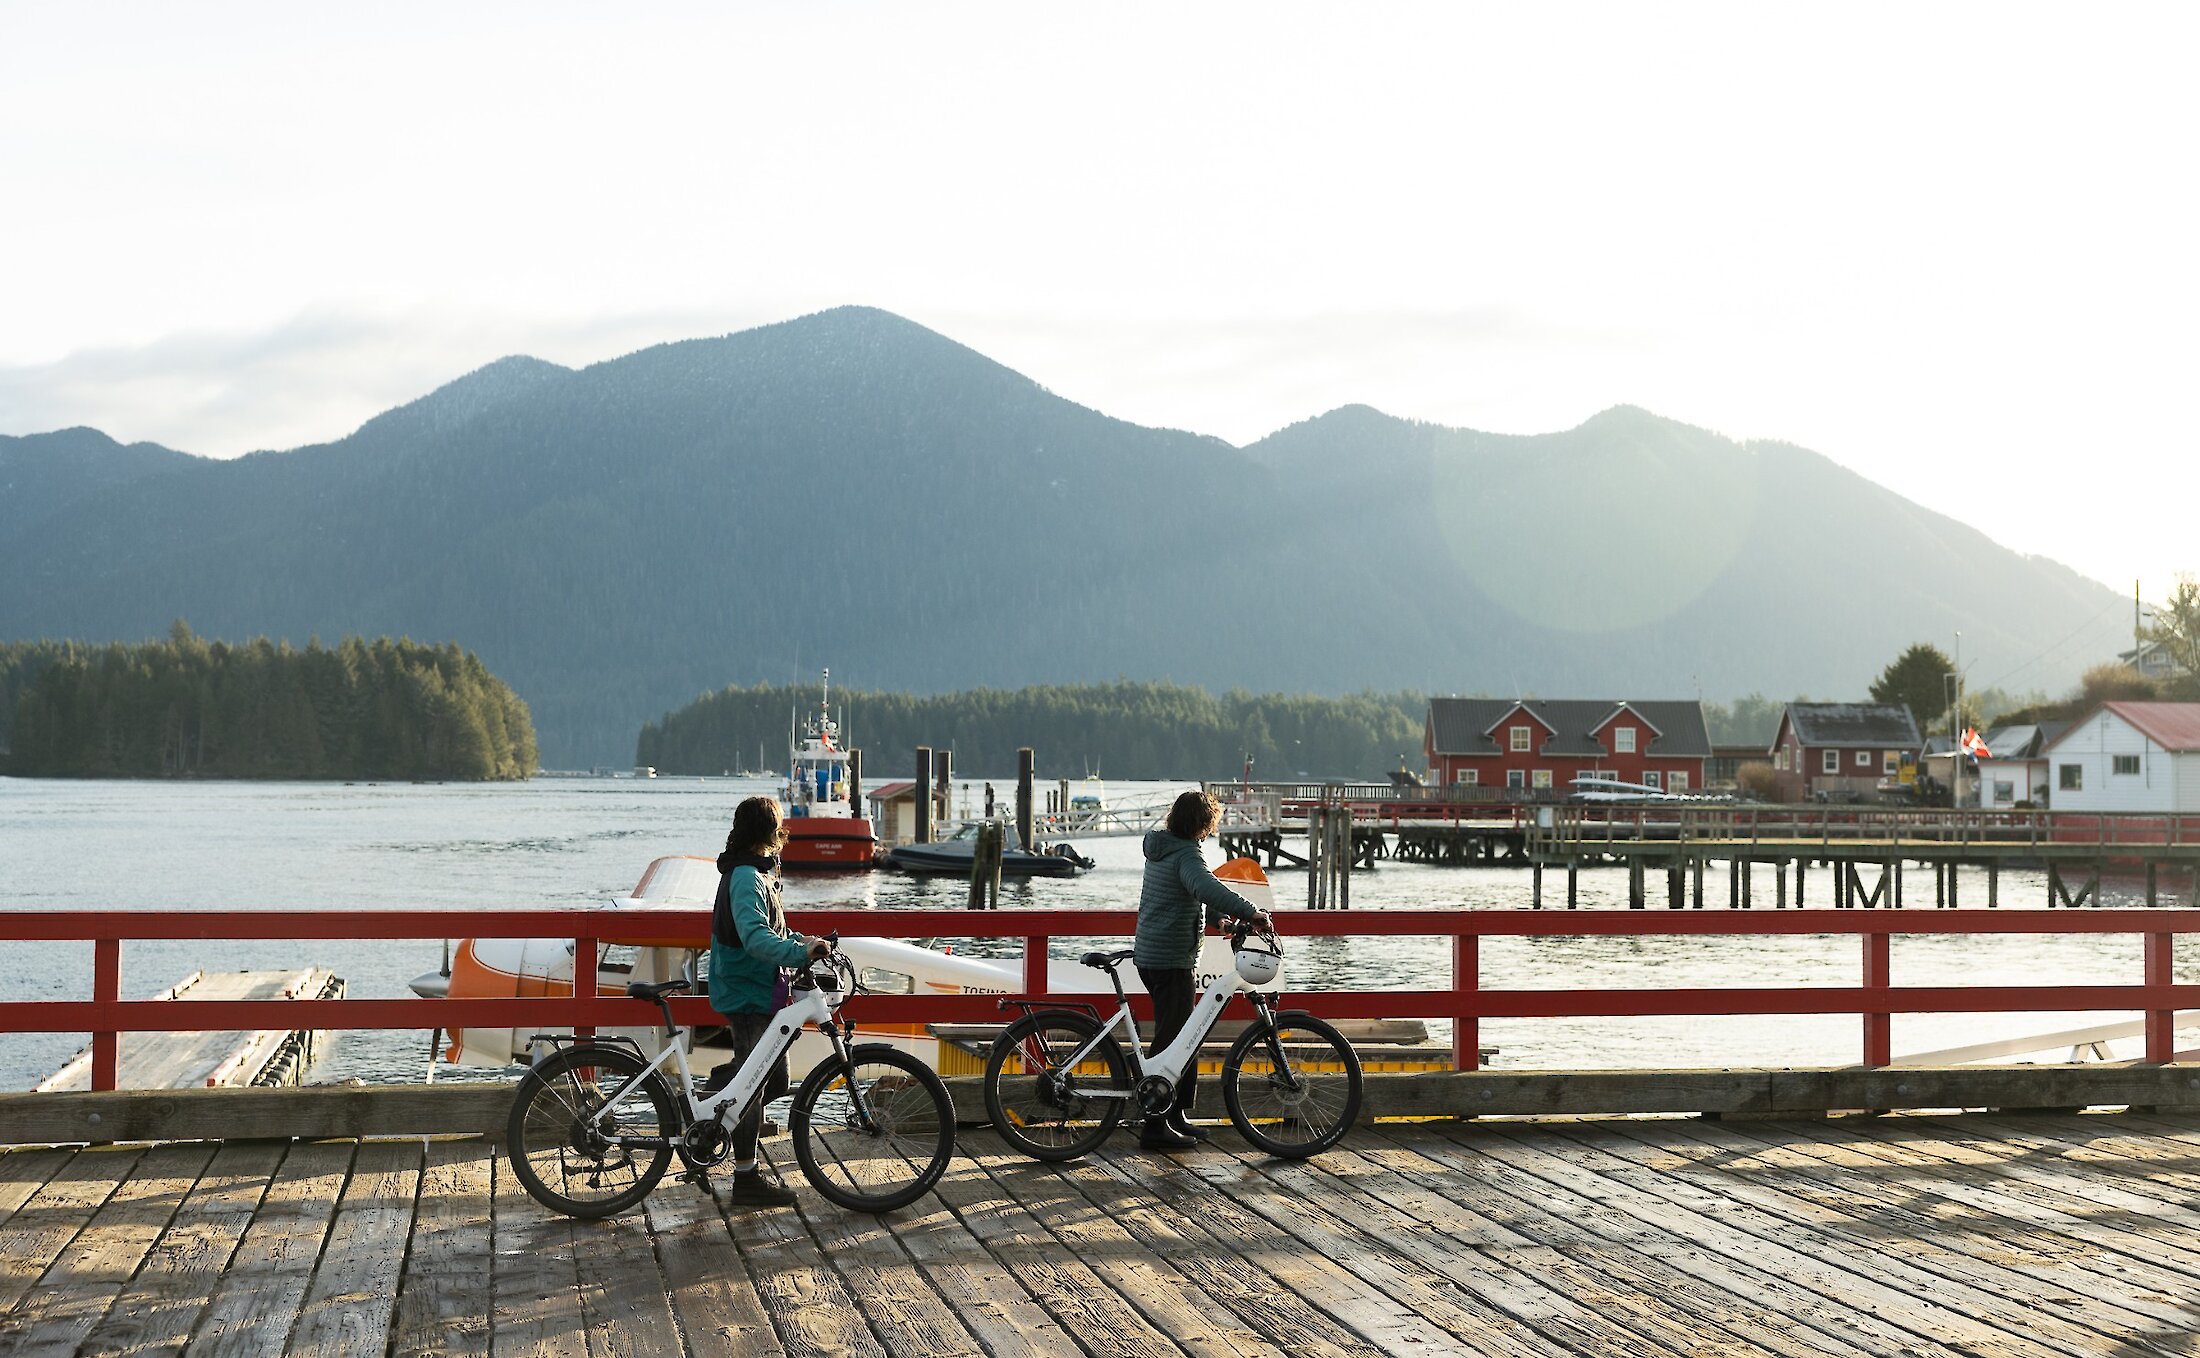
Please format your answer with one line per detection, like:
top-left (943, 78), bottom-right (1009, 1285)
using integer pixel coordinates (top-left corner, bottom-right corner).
top-left (884, 831), bottom-right (1095, 877)
top-left (779, 669), bottom-right (878, 869)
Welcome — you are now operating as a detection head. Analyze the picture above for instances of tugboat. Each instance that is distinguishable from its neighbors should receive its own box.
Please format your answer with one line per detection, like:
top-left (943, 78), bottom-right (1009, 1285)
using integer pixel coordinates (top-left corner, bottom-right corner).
top-left (780, 670), bottom-right (878, 869)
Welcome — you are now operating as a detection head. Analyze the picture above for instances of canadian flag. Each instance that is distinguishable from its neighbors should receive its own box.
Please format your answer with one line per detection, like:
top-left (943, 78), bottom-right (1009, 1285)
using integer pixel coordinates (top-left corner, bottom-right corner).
top-left (1960, 728), bottom-right (1990, 759)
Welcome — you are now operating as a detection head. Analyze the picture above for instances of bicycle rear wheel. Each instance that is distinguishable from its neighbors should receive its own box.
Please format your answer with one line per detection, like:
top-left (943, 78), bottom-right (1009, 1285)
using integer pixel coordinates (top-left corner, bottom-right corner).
top-left (1221, 1013), bottom-right (1363, 1158)
top-left (790, 1044), bottom-right (955, 1212)
top-left (983, 1010), bottom-right (1131, 1161)
top-left (507, 1043), bottom-right (680, 1218)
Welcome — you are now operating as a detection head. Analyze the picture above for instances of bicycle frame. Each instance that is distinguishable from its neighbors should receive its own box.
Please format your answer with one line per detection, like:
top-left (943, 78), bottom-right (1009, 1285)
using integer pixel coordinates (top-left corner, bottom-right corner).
top-left (554, 969), bottom-right (852, 1145)
top-left (1063, 958), bottom-right (1278, 1097)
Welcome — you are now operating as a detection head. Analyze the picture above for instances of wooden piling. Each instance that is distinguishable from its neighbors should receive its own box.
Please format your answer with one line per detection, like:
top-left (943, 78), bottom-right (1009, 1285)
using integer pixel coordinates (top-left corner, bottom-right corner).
top-left (967, 822), bottom-right (1003, 909)
top-left (935, 749), bottom-right (953, 825)
top-left (1016, 749), bottom-right (1035, 851)
top-left (914, 746), bottom-right (934, 844)
top-left (847, 748), bottom-right (862, 813)
top-left (1566, 861), bottom-right (1578, 909)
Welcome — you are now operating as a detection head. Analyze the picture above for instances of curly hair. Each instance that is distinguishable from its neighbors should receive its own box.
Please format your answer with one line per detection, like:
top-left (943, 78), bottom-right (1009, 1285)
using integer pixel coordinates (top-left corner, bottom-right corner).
top-left (719, 795), bottom-right (788, 870)
top-left (1164, 789), bottom-right (1221, 840)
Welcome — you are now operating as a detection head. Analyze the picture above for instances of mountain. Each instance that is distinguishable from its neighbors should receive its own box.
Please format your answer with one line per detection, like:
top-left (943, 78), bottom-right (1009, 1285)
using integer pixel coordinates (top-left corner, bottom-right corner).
top-left (0, 307), bottom-right (2133, 765)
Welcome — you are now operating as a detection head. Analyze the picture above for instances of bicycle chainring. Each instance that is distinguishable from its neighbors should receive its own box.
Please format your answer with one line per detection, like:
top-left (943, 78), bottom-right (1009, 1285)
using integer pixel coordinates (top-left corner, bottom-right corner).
top-left (1138, 1075), bottom-right (1177, 1117)
top-left (679, 1119), bottom-right (730, 1169)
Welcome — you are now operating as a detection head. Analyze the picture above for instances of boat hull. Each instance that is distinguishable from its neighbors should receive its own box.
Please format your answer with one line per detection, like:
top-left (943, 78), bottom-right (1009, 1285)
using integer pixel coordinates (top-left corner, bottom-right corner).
top-left (782, 815), bottom-right (878, 869)
top-left (884, 840), bottom-right (1091, 877)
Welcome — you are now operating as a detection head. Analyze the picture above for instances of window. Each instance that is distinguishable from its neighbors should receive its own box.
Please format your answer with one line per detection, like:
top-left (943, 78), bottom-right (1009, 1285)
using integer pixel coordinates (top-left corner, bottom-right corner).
top-left (1532, 769), bottom-right (1553, 790)
top-left (1614, 727), bottom-right (1636, 754)
top-left (2060, 764), bottom-right (2083, 791)
top-left (1856, 750), bottom-right (1872, 768)
top-left (1643, 771), bottom-right (1662, 788)
top-left (1507, 769), bottom-right (1526, 789)
top-left (1822, 750), bottom-right (1839, 775)
top-left (1775, 749), bottom-right (1787, 771)
top-left (1454, 768), bottom-right (1477, 786)
top-left (1884, 753), bottom-right (1899, 776)
top-left (1993, 781), bottom-right (2015, 804)
top-left (1668, 772), bottom-right (1688, 792)
top-left (1509, 725), bottom-right (1532, 753)
top-left (2113, 754), bottom-right (2141, 776)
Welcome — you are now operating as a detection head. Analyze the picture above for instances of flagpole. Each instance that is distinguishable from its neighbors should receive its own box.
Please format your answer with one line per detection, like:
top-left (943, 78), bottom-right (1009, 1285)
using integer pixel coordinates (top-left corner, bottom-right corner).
top-left (1952, 631), bottom-right (1963, 811)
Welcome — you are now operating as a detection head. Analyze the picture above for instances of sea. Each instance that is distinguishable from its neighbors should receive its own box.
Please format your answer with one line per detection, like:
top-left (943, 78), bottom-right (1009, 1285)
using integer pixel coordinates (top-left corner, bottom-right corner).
top-left (0, 774), bottom-right (2185, 1091)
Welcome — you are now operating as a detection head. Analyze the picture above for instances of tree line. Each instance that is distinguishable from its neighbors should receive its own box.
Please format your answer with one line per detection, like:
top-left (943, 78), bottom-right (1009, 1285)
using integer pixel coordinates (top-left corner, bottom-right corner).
top-left (2, 622), bottom-right (537, 781)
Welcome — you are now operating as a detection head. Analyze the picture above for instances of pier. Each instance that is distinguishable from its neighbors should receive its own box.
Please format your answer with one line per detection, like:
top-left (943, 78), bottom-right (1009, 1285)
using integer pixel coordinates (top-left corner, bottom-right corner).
top-left (10, 1115), bottom-right (2200, 1355)
top-left (35, 968), bottom-right (344, 1093)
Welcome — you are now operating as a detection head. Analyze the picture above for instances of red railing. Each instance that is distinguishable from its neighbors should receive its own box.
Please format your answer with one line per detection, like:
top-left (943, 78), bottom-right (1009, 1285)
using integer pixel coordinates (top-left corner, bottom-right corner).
top-left (6, 906), bottom-right (2200, 1090)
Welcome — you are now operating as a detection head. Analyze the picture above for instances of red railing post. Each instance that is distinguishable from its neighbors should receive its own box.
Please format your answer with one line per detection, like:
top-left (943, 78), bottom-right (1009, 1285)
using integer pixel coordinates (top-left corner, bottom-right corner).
top-left (92, 936), bottom-right (120, 1091)
top-left (2146, 931), bottom-right (2173, 1064)
top-left (1862, 930), bottom-right (1891, 1067)
top-left (1454, 931), bottom-right (1479, 1071)
top-left (573, 934), bottom-right (597, 1041)
top-left (1024, 935), bottom-right (1047, 996)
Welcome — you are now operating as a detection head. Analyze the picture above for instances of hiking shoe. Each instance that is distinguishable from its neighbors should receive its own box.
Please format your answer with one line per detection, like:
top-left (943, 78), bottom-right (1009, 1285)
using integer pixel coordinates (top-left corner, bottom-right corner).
top-left (724, 1169), bottom-right (797, 1208)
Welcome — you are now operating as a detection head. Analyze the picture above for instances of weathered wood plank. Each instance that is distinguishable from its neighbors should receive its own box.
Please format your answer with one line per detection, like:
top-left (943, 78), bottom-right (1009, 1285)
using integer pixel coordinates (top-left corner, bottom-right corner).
top-left (728, 1146), bottom-right (891, 1358)
top-left (1349, 1123), bottom-right (1907, 1358)
top-left (1468, 1122), bottom-right (2086, 1358)
top-left (0, 1150), bottom-right (72, 1233)
top-left (75, 1140), bottom-right (285, 1358)
top-left (1590, 1115), bottom-right (2199, 1346)
top-left (0, 1085), bottom-right (511, 1146)
top-left (1042, 1145), bottom-right (1389, 1358)
top-left (639, 1171), bottom-right (779, 1356)
top-left (391, 1140), bottom-right (495, 1358)
top-left (489, 1139), bottom-right (586, 1358)
top-left (1100, 1135), bottom-right (1526, 1356)
top-left (926, 1133), bottom-right (1180, 1358)
top-left (284, 1139), bottom-right (423, 1358)
top-left (571, 1173), bottom-right (682, 1358)
top-left (961, 1137), bottom-right (1283, 1358)
top-left (791, 1188), bottom-right (982, 1358)
top-left (182, 1141), bottom-right (356, 1358)
top-left (3, 1142), bottom-right (215, 1357)
top-left (0, 1147), bottom-right (141, 1317)
top-left (867, 1142), bottom-right (1081, 1358)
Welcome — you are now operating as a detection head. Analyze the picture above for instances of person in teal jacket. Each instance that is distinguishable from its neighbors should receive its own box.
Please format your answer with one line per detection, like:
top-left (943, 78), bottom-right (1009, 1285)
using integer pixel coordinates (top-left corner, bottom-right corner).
top-left (1133, 790), bottom-right (1271, 1150)
top-left (704, 795), bottom-right (830, 1207)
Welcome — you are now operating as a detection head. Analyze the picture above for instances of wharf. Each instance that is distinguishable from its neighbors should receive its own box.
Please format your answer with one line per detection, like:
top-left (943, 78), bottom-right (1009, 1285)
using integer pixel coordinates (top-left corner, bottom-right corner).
top-left (36, 969), bottom-right (343, 1093)
top-left (7, 1115), bottom-right (2200, 1356)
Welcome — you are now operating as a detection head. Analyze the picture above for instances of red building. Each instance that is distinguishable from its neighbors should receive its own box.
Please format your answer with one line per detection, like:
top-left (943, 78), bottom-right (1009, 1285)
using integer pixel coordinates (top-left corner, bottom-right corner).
top-left (1767, 703), bottom-right (1923, 802)
top-left (1423, 698), bottom-right (1712, 795)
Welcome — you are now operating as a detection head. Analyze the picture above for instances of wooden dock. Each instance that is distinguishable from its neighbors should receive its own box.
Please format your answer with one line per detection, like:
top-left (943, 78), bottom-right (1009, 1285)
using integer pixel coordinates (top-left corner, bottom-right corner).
top-left (36, 969), bottom-right (344, 1093)
top-left (8, 1113), bottom-right (2200, 1355)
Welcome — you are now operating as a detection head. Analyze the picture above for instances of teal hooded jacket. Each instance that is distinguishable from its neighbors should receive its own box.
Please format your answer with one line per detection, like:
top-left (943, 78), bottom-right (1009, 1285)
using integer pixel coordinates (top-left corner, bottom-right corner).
top-left (708, 861), bottom-right (813, 1015)
top-left (1132, 829), bottom-right (1263, 970)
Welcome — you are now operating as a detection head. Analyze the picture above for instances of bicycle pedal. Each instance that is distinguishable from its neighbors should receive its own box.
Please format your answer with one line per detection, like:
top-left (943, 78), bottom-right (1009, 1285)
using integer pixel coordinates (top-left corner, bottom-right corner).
top-left (679, 1168), bottom-right (714, 1196)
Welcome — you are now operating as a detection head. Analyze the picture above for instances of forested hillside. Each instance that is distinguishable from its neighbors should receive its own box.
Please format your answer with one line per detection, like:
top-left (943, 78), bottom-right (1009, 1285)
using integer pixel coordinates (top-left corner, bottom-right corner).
top-left (0, 307), bottom-right (2136, 766)
top-left (2, 625), bottom-right (536, 780)
top-left (638, 681), bottom-right (1427, 781)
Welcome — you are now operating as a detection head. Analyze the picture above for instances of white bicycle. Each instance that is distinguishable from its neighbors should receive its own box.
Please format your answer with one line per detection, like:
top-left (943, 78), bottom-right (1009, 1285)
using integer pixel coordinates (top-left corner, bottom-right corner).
top-left (983, 924), bottom-right (1364, 1160)
top-left (506, 934), bottom-right (955, 1217)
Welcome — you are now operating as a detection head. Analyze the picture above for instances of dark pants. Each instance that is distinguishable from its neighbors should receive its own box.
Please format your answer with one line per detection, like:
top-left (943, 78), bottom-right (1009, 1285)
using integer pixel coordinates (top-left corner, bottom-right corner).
top-left (1137, 965), bottom-right (1198, 1119)
top-left (716, 1012), bottom-right (790, 1162)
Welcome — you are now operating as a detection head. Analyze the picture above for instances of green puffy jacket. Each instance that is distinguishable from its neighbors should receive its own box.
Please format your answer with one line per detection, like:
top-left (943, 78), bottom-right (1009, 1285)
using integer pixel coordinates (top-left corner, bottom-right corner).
top-left (1132, 829), bottom-right (1262, 970)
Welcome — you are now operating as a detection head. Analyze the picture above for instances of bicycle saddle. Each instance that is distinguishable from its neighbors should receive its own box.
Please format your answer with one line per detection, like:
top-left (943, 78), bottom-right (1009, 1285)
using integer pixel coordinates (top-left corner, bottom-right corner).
top-left (1078, 948), bottom-right (1135, 971)
top-left (626, 978), bottom-right (692, 1000)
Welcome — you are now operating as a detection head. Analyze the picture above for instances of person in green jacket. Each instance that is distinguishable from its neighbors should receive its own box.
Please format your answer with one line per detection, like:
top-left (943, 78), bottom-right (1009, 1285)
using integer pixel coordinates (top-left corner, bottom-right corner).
top-left (705, 795), bottom-right (831, 1207)
top-left (1134, 790), bottom-right (1271, 1150)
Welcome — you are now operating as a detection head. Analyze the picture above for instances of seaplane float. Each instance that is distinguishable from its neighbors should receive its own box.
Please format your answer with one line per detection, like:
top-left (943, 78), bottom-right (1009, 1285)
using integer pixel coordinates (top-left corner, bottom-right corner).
top-left (408, 853), bottom-right (1280, 1079)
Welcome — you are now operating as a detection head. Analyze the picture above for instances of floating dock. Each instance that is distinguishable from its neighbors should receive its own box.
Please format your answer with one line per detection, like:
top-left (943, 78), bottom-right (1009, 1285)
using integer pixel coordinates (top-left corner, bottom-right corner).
top-left (36, 968), bottom-right (344, 1092)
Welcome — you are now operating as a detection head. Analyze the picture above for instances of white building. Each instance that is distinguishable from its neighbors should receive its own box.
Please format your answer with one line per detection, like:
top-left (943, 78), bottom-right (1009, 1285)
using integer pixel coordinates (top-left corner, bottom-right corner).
top-left (2038, 702), bottom-right (2200, 813)
top-left (1974, 721), bottom-right (2070, 809)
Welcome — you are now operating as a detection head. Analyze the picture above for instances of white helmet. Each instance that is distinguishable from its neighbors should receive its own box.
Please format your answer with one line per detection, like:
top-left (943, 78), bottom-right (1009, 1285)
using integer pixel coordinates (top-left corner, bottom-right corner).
top-left (1234, 945), bottom-right (1281, 987)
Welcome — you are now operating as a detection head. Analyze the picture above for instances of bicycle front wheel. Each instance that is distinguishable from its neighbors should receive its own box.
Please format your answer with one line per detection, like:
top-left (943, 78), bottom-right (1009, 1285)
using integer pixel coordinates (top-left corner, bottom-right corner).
top-left (1221, 1013), bottom-right (1363, 1158)
top-left (983, 1009), bottom-right (1131, 1161)
top-left (506, 1042), bottom-right (680, 1219)
top-left (790, 1044), bottom-right (955, 1212)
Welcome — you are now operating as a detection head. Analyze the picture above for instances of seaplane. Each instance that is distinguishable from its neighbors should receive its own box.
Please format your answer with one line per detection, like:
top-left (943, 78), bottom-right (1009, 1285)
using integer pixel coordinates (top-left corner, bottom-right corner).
top-left (408, 854), bottom-right (1278, 1077)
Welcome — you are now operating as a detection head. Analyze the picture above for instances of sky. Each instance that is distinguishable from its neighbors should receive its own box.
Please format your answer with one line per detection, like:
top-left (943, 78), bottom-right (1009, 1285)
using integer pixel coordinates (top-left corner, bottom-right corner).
top-left (3, 3), bottom-right (2195, 607)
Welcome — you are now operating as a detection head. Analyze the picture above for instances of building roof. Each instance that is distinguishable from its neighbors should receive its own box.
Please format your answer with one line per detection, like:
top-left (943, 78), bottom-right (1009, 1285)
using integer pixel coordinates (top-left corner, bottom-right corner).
top-left (866, 780), bottom-right (918, 802)
top-left (1427, 698), bottom-right (1711, 758)
top-left (2043, 702), bottom-right (2200, 754)
top-left (1781, 703), bottom-right (1923, 750)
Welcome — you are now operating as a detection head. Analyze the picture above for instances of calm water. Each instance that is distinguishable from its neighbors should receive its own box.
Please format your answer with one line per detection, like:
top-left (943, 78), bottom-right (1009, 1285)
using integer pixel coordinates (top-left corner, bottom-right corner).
top-left (0, 775), bottom-right (2185, 1089)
